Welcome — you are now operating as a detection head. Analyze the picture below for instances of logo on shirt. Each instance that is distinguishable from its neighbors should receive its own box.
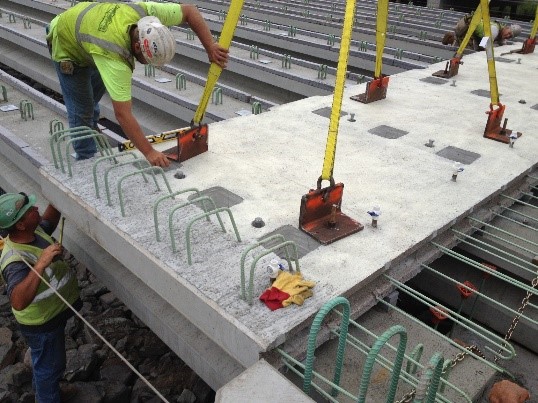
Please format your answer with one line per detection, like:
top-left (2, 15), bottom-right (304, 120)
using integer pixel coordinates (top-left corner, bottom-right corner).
top-left (98, 5), bottom-right (120, 33)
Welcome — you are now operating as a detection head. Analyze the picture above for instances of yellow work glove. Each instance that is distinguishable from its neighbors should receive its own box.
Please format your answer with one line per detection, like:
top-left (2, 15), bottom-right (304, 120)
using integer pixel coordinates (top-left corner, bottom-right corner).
top-left (273, 272), bottom-right (315, 295)
top-left (282, 289), bottom-right (314, 307)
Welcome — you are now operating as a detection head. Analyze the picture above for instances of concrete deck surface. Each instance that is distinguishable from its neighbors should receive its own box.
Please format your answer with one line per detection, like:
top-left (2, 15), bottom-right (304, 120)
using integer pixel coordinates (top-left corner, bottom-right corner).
top-left (1, 41), bottom-right (536, 374)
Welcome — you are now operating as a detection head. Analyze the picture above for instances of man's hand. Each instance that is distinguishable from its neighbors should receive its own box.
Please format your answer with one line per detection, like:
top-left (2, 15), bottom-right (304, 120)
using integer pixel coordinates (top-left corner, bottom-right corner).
top-left (207, 42), bottom-right (229, 68)
top-left (145, 149), bottom-right (170, 168)
top-left (37, 243), bottom-right (63, 271)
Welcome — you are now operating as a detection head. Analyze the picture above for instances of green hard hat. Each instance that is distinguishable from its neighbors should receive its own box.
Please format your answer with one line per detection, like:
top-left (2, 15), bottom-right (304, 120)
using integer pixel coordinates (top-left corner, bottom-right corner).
top-left (0, 192), bottom-right (36, 229)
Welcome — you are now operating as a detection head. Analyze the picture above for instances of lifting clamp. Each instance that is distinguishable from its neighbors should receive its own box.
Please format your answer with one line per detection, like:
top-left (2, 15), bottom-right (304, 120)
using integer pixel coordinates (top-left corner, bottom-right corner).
top-left (300, 177), bottom-right (363, 245)
top-left (433, 2), bottom-right (485, 79)
top-left (432, 57), bottom-right (463, 79)
top-left (299, 0), bottom-right (363, 245)
top-left (478, 0), bottom-right (522, 143)
top-left (505, 7), bottom-right (537, 55)
top-left (484, 103), bottom-right (521, 144)
top-left (350, 75), bottom-right (390, 104)
top-left (351, 0), bottom-right (390, 104)
top-left (163, 0), bottom-right (244, 162)
top-left (122, 0), bottom-right (244, 163)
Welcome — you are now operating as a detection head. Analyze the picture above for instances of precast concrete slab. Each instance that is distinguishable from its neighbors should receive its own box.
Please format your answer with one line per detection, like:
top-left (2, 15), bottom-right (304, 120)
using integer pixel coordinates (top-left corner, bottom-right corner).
top-left (1, 43), bottom-right (537, 393)
top-left (215, 359), bottom-right (315, 403)
top-left (286, 306), bottom-right (497, 402)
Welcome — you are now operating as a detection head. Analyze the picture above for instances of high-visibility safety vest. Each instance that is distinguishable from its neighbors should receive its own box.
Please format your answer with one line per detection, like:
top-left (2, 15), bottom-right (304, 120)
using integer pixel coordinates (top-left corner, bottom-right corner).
top-left (0, 230), bottom-right (79, 326)
top-left (474, 21), bottom-right (503, 41)
top-left (48, 2), bottom-right (150, 70)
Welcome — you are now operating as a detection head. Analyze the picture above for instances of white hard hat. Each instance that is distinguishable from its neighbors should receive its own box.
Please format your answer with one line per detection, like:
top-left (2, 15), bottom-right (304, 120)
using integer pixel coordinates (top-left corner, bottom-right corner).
top-left (138, 16), bottom-right (176, 66)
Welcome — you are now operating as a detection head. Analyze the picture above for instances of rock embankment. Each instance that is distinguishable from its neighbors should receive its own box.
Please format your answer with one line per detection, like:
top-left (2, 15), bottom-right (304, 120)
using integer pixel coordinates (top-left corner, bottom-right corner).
top-left (0, 253), bottom-right (214, 403)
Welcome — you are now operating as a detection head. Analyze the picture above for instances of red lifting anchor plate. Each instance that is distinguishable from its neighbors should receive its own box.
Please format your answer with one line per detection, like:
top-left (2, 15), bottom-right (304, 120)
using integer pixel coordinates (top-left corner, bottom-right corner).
top-left (299, 181), bottom-right (363, 245)
top-left (484, 103), bottom-right (522, 144)
top-left (519, 38), bottom-right (536, 54)
top-left (429, 306), bottom-right (449, 322)
top-left (350, 76), bottom-right (390, 104)
top-left (163, 124), bottom-right (209, 162)
top-left (457, 280), bottom-right (477, 299)
top-left (432, 57), bottom-right (461, 79)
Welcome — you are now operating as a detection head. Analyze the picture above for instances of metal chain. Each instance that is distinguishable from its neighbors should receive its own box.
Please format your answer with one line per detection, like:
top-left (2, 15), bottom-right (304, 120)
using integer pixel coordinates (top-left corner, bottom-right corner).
top-left (395, 345), bottom-right (485, 403)
top-left (494, 275), bottom-right (538, 363)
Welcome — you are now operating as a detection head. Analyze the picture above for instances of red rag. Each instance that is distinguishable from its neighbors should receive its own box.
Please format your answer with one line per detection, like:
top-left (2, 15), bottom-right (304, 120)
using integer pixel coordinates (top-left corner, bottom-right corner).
top-left (259, 287), bottom-right (290, 311)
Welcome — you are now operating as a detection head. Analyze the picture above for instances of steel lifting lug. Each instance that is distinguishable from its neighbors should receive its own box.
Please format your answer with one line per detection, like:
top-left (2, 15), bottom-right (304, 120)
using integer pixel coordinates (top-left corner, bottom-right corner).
top-left (483, 103), bottom-right (523, 144)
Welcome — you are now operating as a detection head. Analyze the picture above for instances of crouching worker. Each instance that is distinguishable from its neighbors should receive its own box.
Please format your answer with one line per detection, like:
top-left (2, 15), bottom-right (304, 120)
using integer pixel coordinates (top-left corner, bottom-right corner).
top-left (0, 192), bottom-right (81, 403)
top-left (46, 2), bottom-right (229, 166)
top-left (442, 15), bottom-right (521, 50)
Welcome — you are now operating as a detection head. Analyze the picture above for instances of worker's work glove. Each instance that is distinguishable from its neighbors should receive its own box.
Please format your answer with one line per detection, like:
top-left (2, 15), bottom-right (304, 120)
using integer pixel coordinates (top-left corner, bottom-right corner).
top-left (273, 272), bottom-right (315, 296)
top-left (282, 289), bottom-right (314, 307)
top-left (260, 271), bottom-right (315, 310)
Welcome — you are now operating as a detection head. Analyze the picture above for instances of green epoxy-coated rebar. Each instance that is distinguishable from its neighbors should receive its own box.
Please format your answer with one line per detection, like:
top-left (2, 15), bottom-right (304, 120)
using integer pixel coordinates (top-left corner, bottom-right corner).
top-left (153, 188), bottom-right (199, 241)
top-left (469, 224), bottom-right (538, 257)
top-left (469, 218), bottom-right (538, 249)
top-left (490, 211), bottom-right (538, 232)
top-left (246, 241), bottom-right (300, 305)
top-left (279, 348), bottom-right (352, 402)
top-left (251, 102), bottom-right (262, 115)
top-left (357, 325), bottom-right (407, 403)
top-left (239, 234), bottom-right (291, 301)
top-left (407, 343), bottom-right (424, 375)
top-left (439, 359), bottom-right (452, 394)
top-left (49, 126), bottom-right (92, 170)
top-left (421, 264), bottom-right (538, 326)
top-left (376, 297), bottom-right (512, 377)
top-left (521, 191), bottom-right (538, 202)
top-left (92, 152), bottom-right (139, 199)
top-left (303, 297), bottom-right (350, 397)
top-left (497, 205), bottom-right (538, 225)
top-left (452, 230), bottom-right (537, 276)
top-left (175, 73), bottom-right (186, 90)
top-left (104, 159), bottom-right (150, 206)
top-left (118, 167), bottom-right (169, 216)
top-left (432, 242), bottom-right (538, 296)
top-left (500, 193), bottom-right (538, 210)
top-left (386, 275), bottom-right (516, 360)
top-left (413, 352), bottom-right (443, 403)
top-left (49, 119), bottom-right (64, 136)
top-left (65, 133), bottom-right (113, 177)
top-left (185, 207), bottom-right (241, 265)
top-left (331, 310), bottom-right (466, 403)
top-left (168, 196), bottom-right (224, 251)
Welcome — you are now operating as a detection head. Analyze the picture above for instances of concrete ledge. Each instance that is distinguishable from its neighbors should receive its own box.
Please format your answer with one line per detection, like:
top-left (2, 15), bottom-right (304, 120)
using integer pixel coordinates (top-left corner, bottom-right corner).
top-left (215, 359), bottom-right (315, 403)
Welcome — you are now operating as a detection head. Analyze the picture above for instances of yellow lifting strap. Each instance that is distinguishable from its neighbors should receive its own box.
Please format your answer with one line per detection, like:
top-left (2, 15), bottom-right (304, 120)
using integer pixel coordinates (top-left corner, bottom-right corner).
top-left (192, 0), bottom-right (244, 125)
top-left (480, 0), bottom-right (500, 105)
top-left (531, 6), bottom-right (538, 39)
top-left (455, 3), bottom-right (487, 57)
top-left (321, 0), bottom-right (356, 181)
top-left (374, 0), bottom-right (389, 78)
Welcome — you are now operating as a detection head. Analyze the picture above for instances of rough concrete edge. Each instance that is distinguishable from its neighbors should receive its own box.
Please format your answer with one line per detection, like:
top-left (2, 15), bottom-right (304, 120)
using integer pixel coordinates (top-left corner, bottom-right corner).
top-left (0, 123), bottom-right (246, 391)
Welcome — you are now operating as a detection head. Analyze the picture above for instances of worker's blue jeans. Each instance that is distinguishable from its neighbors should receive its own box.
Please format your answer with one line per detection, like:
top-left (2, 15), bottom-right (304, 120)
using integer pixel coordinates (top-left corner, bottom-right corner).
top-left (21, 324), bottom-right (66, 403)
top-left (53, 60), bottom-right (106, 160)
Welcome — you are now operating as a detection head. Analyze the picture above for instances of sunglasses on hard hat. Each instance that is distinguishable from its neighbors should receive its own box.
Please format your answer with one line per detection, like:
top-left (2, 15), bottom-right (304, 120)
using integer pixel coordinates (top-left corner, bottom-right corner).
top-left (9, 192), bottom-right (30, 223)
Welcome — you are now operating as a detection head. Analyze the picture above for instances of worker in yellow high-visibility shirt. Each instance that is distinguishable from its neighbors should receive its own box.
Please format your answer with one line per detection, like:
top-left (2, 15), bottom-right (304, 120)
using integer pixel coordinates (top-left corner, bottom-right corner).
top-left (442, 15), bottom-right (521, 50)
top-left (46, 2), bottom-right (229, 168)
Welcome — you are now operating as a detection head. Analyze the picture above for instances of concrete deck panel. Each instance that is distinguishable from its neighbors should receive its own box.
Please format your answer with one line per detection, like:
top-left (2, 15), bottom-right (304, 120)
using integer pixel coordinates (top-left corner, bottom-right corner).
top-left (1, 44), bottom-right (537, 383)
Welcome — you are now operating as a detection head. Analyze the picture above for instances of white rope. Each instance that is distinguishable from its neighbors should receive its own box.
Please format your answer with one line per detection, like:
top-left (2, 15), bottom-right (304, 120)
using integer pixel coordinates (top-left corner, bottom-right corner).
top-left (0, 232), bottom-right (170, 403)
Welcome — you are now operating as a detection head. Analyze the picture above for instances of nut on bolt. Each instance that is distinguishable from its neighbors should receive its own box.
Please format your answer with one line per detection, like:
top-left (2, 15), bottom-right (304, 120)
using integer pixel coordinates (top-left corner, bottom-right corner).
top-left (251, 217), bottom-right (265, 228)
top-left (174, 170), bottom-right (186, 179)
